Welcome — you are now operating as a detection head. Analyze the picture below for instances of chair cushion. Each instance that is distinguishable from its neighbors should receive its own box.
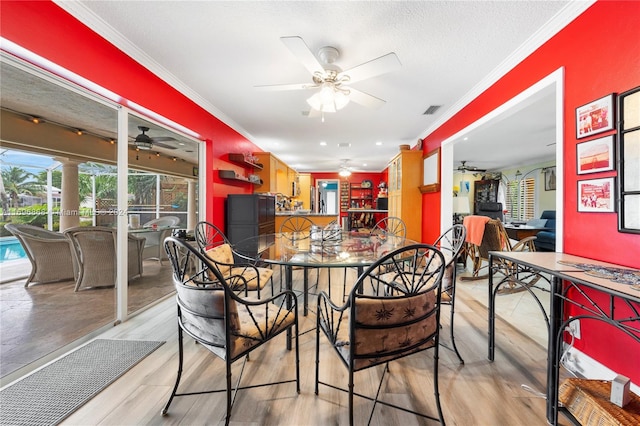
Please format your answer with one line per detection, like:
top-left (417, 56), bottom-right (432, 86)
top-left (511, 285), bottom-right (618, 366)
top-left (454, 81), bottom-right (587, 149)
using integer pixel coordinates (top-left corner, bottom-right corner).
top-left (194, 295), bottom-right (294, 360)
top-left (333, 291), bottom-right (437, 371)
top-left (228, 266), bottom-right (273, 290)
top-left (205, 244), bottom-right (234, 276)
top-left (205, 244), bottom-right (272, 290)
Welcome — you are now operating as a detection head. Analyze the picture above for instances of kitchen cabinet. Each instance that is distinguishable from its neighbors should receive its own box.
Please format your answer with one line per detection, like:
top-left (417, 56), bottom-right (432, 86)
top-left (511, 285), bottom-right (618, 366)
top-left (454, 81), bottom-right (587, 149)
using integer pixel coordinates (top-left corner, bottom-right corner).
top-left (387, 150), bottom-right (423, 241)
top-left (253, 152), bottom-right (295, 195)
top-left (473, 179), bottom-right (500, 214)
top-left (226, 194), bottom-right (275, 254)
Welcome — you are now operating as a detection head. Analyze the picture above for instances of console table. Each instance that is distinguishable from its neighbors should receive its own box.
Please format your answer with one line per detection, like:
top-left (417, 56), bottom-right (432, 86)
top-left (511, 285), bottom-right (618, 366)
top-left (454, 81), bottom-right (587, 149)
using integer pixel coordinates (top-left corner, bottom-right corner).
top-left (487, 251), bottom-right (640, 425)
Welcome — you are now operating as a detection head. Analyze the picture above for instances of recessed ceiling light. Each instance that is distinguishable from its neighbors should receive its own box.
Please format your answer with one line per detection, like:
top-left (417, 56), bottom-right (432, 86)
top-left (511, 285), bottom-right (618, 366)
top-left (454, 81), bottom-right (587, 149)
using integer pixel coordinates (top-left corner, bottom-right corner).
top-left (179, 142), bottom-right (185, 146)
top-left (375, 142), bottom-right (382, 146)
top-left (320, 141), bottom-right (327, 146)
top-left (362, 163), bottom-right (367, 167)
top-left (463, 137), bottom-right (468, 141)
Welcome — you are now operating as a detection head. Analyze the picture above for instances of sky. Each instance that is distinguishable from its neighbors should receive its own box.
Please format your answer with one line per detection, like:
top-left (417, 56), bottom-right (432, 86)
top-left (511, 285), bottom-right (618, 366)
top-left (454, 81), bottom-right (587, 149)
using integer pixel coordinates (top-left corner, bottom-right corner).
top-left (0, 149), bottom-right (57, 173)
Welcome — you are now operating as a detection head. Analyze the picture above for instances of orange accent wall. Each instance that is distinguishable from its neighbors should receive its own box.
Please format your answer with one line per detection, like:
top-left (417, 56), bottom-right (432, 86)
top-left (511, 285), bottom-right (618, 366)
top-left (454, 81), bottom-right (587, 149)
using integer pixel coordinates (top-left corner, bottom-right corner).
top-left (419, 1), bottom-right (640, 382)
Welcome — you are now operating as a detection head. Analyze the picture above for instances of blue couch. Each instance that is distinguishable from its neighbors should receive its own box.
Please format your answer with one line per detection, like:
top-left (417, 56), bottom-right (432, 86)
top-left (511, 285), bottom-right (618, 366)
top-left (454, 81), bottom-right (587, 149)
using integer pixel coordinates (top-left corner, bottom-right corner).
top-left (534, 210), bottom-right (556, 251)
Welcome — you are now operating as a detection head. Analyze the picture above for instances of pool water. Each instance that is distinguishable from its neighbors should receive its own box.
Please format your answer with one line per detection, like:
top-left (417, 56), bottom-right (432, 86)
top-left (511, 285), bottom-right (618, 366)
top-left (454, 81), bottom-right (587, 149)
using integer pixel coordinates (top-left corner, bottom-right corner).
top-left (0, 237), bottom-right (27, 263)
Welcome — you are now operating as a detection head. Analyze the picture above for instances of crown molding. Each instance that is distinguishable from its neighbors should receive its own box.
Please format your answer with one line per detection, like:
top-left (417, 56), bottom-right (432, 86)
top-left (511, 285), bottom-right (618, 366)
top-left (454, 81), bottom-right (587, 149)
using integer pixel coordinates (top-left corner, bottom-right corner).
top-left (53, 1), bottom-right (254, 142)
top-left (421, 0), bottom-right (595, 139)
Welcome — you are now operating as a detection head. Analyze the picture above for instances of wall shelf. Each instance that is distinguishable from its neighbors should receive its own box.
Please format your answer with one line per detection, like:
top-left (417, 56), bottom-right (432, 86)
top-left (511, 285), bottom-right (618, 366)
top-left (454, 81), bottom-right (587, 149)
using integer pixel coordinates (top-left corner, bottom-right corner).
top-left (218, 169), bottom-right (263, 185)
top-left (228, 153), bottom-right (263, 170)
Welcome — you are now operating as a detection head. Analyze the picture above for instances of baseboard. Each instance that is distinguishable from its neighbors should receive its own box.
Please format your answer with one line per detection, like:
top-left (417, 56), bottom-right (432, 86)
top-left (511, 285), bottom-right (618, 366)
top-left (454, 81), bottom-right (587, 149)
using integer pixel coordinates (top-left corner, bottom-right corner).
top-left (562, 344), bottom-right (639, 394)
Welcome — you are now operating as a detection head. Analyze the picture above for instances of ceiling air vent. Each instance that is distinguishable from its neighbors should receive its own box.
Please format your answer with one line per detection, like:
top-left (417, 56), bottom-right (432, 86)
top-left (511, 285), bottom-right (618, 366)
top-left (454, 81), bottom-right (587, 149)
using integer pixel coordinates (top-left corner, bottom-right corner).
top-left (338, 143), bottom-right (351, 148)
top-left (423, 105), bottom-right (442, 115)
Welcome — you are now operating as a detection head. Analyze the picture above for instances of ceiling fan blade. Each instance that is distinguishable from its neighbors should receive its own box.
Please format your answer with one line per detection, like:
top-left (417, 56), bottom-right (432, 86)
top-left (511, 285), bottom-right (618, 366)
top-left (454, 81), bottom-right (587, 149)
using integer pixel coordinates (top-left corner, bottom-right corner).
top-left (340, 52), bottom-right (401, 84)
top-left (255, 82), bottom-right (318, 91)
top-left (348, 88), bottom-right (386, 109)
top-left (151, 136), bottom-right (177, 142)
top-left (280, 36), bottom-right (325, 76)
top-left (153, 141), bottom-right (178, 150)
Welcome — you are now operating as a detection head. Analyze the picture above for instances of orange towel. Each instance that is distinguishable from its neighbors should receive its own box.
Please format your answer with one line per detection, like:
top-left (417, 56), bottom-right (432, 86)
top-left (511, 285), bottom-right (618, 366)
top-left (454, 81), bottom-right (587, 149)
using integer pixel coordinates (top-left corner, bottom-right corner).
top-left (463, 215), bottom-right (491, 246)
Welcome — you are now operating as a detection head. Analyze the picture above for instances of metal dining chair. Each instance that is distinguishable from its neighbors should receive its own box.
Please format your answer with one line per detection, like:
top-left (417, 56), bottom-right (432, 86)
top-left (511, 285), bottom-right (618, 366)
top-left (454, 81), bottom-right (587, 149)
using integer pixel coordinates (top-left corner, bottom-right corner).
top-left (316, 243), bottom-right (447, 425)
top-left (278, 216), bottom-right (319, 293)
top-left (341, 216), bottom-right (407, 301)
top-left (433, 224), bottom-right (467, 364)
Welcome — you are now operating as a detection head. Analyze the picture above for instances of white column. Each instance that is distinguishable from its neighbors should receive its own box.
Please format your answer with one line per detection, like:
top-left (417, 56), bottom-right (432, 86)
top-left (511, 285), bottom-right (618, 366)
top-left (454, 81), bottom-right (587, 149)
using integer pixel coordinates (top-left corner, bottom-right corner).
top-left (187, 179), bottom-right (197, 231)
top-left (54, 157), bottom-right (81, 231)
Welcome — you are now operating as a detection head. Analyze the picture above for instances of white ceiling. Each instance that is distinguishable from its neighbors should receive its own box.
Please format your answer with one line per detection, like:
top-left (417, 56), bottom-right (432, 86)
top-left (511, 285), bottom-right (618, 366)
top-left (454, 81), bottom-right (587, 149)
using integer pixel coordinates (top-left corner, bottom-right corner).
top-left (36, 1), bottom-right (587, 172)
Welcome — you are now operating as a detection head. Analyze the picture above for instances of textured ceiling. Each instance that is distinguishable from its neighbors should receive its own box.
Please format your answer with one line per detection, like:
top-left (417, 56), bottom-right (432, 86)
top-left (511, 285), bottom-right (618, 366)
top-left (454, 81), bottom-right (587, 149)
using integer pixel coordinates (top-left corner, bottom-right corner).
top-left (10, 1), bottom-right (588, 172)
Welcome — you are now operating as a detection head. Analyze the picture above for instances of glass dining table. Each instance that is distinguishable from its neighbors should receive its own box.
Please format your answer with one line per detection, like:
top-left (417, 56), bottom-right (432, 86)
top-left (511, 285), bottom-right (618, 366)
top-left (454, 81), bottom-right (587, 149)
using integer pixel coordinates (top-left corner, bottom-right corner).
top-left (232, 229), bottom-right (417, 316)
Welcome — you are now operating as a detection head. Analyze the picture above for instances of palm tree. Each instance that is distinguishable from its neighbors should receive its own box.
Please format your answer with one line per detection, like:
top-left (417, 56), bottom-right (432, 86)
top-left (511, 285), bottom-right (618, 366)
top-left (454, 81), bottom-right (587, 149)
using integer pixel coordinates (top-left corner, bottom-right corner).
top-left (1, 166), bottom-right (38, 208)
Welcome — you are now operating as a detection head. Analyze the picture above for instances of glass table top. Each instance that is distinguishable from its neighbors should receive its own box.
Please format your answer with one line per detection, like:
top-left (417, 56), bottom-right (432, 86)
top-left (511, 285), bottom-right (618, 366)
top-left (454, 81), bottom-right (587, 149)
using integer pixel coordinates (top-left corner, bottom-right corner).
top-left (233, 230), bottom-right (417, 268)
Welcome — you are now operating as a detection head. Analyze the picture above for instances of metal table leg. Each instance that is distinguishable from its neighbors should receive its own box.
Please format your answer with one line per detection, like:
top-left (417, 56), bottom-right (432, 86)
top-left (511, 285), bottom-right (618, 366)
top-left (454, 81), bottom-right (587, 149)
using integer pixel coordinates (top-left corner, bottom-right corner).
top-left (547, 275), bottom-right (563, 424)
top-left (488, 253), bottom-right (495, 361)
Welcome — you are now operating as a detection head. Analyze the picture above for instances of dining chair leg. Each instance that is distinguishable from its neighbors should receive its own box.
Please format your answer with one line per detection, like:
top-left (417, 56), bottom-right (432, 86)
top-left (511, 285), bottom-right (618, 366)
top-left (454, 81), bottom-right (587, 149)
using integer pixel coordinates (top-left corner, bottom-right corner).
top-left (162, 326), bottom-right (184, 416)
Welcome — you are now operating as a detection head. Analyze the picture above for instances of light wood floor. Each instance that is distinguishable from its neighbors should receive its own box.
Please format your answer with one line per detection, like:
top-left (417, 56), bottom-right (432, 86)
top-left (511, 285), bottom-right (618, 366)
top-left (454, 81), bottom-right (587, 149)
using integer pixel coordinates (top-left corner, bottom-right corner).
top-left (51, 267), bottom-right (570, 426)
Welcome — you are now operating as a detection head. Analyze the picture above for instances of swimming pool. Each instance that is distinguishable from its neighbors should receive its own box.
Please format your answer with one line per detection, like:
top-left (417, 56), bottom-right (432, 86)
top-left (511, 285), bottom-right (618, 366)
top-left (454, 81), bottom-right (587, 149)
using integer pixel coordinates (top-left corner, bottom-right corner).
top-left (0, 236), bottom-right (27, 263)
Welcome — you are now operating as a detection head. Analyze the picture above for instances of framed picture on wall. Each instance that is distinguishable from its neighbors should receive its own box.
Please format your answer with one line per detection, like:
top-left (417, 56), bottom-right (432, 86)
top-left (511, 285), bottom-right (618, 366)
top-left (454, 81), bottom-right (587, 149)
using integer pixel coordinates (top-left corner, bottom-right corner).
top-left (576, 135), bottom-right (614, 174)
top-left (578, 177), bottom-right (615, 212)
top-left (576, 93), bottom-right (615, 139)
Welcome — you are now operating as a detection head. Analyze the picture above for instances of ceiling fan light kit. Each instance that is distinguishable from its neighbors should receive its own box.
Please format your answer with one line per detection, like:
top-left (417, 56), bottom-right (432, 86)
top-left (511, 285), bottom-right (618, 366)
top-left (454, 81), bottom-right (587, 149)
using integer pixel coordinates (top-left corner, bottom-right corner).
top-left (134, 126), bottom-right (154, 150)
top-left (306, 82), bottom-right (350, 112)
top-left (257, 36), bottom-right (401, 117)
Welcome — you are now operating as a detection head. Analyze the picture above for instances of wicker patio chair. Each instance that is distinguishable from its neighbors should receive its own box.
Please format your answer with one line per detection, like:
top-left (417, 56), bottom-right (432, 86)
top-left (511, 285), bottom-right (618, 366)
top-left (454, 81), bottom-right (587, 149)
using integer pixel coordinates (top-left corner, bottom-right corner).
top-left (140, 216), bottom-right (180, 264)
top-left (4, 223), bottom-right (77, 287)
top-left (64, 226), bottom-right (145, 291)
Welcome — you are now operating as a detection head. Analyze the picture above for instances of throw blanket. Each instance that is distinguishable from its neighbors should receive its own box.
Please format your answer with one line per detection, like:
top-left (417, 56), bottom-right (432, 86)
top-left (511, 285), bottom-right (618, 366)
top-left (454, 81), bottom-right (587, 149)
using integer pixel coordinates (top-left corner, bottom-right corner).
top-left (463, 215), bottom-right (491, 246)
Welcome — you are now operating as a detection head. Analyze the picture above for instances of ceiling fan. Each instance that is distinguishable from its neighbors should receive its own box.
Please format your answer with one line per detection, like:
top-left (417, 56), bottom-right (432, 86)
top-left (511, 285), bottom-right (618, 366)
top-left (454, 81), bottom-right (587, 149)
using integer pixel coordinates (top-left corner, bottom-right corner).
top-left (456, 161), bottom-right (487, 173)
top-left (256, 36), bottom-right (401, 114)
top-left (131, 126), bottom-right (178, 150)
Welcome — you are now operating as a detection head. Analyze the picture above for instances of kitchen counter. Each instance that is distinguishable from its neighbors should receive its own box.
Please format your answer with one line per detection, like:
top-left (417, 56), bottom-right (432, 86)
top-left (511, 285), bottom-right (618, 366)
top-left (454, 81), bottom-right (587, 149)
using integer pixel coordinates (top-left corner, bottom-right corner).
top-left (275, 212), bottom-right (339, 229)
top-left (276, 211), bottom-right (337, 216)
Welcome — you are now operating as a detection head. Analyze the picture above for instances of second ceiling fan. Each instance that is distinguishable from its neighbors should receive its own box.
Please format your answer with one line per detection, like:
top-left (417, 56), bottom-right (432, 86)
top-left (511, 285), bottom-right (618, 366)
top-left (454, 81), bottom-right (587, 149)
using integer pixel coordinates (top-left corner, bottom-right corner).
top-left (256, 36), bottom-right (401, 114)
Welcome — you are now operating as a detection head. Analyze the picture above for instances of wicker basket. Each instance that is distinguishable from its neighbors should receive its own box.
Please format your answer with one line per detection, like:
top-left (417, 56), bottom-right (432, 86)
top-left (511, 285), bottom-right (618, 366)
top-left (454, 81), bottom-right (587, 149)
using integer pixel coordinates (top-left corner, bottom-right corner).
top-left (559, 378), bottom-right (640, 426)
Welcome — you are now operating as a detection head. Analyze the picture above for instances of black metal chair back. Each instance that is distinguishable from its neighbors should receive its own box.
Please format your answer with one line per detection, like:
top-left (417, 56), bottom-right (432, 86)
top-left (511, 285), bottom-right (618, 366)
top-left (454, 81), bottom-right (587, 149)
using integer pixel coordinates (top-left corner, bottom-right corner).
top-left (316, 243), bottom-right (446, 425)
top-left (195, 221), bottom-right (229, 252)
top-left (162, 237), bottom-right (299, 425)
top-left (433, 223), bottom-right (467, 364)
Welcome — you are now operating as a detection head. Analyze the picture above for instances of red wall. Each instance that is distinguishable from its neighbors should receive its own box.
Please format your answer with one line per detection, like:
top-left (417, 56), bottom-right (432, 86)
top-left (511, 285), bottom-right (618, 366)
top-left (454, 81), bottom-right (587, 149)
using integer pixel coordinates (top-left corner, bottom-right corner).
top-left (0, 1), bottom-right (260, 231)
top-left (419, 1), bottom-right (640, 381)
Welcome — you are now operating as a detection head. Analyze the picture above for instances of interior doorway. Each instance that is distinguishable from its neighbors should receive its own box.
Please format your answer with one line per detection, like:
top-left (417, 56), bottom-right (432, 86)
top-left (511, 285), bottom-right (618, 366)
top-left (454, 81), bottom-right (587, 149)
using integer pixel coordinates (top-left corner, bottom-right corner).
top-left (315, 179), bottom-right (339, 214)
top-left (441, 68), bottom-right (564, 252)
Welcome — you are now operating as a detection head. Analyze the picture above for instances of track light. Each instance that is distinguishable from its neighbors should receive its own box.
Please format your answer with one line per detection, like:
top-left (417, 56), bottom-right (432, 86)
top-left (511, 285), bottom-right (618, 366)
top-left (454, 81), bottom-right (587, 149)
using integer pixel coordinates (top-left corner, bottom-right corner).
top-left (75, 129), bottom-right (83, 135)
top-left (30, 116), bottom-right (42, 124)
